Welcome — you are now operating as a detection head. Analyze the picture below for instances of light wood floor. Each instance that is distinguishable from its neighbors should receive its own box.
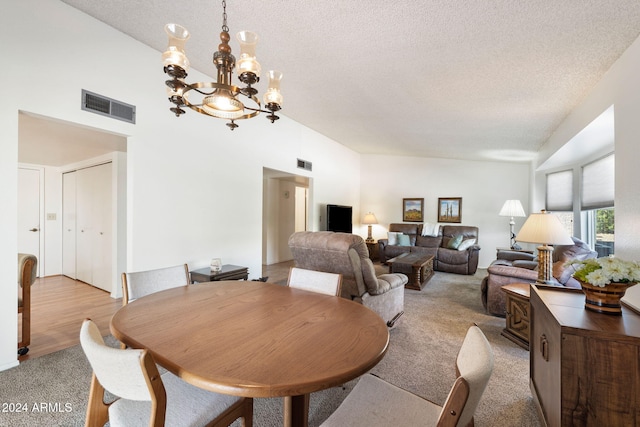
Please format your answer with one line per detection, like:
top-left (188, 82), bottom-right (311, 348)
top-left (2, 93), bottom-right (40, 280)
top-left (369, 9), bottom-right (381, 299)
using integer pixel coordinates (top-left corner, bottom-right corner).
top-left (18, 275), bottom-right (122, 362)
top-left (17, 260), bottom-right (295, 361)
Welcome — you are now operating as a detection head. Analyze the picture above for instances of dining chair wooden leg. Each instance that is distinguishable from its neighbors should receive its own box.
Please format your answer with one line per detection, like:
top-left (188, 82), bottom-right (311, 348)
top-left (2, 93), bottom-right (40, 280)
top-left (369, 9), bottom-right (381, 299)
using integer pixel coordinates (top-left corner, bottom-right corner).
top-left (209, 398), bottom-right (253, 427)
top-left (85, 373), bottom-right (110, 427)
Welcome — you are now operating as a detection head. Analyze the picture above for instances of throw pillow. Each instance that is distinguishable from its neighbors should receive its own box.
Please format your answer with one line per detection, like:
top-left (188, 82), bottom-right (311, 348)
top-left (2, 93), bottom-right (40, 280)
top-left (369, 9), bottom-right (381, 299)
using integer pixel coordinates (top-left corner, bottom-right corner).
top-left (421, 222), bottom-right (439, 237)
top-left (457, 238), bottom-right (476, 251)
top-left (387, 232), bottom-right (399, 245)
top-left (446, 234), bottom-right (463, 249)
top-left (397, 233), bottom-right (411, 246)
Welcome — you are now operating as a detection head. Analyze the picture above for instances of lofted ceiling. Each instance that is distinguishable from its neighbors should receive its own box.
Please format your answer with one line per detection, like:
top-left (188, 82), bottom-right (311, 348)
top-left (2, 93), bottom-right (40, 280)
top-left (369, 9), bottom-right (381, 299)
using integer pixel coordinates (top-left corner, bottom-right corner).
top-left (57, 0), bottom-right (640, 163)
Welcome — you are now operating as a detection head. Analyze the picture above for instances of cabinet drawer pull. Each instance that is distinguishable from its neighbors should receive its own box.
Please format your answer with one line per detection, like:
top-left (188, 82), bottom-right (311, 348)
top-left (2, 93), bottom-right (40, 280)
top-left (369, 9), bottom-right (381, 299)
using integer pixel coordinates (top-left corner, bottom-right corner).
top-left (540, 334), bottom-right (549, 362)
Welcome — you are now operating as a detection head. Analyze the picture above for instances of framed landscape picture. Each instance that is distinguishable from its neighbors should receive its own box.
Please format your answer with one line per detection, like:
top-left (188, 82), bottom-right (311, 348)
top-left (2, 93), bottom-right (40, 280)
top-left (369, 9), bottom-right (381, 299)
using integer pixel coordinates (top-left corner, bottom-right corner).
top-left (402, 198), bottom-right (424, 222)
top-left (438, 197), bottom-right (462, 223)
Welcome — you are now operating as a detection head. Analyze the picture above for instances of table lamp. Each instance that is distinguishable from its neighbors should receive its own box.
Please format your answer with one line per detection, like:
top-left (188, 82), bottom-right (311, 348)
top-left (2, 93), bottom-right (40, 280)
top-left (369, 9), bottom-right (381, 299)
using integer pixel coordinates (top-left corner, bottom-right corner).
top-left (515, 210), bottom-right (573, 284)
top-left (363, 212), bottom-right (378, 243)
top-left (499, 200), bottom-right (526, 249)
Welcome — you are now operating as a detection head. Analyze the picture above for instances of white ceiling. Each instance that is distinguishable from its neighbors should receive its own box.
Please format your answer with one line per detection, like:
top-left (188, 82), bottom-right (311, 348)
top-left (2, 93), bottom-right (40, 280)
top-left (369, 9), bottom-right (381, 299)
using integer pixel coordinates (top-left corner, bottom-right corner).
top-left (45, 1), bottom-right (640, 163)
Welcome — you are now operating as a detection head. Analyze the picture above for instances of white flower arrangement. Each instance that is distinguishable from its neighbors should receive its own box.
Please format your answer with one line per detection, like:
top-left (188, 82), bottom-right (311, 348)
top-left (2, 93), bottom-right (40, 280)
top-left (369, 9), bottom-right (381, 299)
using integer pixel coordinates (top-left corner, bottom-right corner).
top-left (568, 256), bottom-right (640, 287)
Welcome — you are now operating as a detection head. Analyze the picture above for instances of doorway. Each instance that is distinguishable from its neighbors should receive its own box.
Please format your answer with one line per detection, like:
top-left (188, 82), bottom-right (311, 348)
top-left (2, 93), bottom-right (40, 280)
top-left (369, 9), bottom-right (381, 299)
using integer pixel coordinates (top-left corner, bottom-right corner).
top-left (262, 168), bottom-right (311, 267)
top-left (18, 111), bottom-right (127, 295)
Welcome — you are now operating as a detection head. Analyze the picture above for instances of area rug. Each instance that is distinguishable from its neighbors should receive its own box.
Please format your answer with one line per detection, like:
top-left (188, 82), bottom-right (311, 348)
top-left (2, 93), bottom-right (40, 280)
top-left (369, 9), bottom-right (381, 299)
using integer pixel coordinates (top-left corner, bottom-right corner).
top-left (0, 269), bottom-right (541, 426)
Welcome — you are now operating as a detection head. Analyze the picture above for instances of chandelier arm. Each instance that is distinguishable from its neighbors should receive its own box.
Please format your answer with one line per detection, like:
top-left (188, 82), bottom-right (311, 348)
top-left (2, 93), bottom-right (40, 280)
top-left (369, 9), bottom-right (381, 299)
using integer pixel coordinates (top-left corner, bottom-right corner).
top-left (182, 81), bottom-right (243, 96)
top-left (181, 91), bottom-right (262, 121)
top-left (243, 106), bottom-right (272, 114)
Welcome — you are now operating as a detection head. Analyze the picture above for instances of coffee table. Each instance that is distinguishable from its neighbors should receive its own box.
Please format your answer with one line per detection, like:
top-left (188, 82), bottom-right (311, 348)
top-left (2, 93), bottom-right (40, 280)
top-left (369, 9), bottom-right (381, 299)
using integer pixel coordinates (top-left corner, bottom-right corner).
top-left (387, 252), bottom-right (434, 290)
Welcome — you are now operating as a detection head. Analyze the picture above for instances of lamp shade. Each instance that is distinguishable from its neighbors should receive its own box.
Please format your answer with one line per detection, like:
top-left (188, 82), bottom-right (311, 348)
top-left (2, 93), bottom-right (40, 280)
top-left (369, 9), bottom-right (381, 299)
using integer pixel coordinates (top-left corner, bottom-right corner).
top-left (263, 70), bottom-right (283, 108)
top-left (162, 23), bottom-right (190, 72)
top-left (499, 200), bottom-right (526, 217)
top-left (363, 212), bottom-right (378, 225)
top-left (515, 210), bottom-right (573, 245)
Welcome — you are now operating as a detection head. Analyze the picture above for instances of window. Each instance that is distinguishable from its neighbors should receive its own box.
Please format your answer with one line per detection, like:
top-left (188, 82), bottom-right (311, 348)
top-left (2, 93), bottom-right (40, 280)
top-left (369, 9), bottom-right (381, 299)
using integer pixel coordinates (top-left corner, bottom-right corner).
top-left (546, 170), bottom-right (573, 212)
top-left (581, 154), bottom-right (615, 255)
top-left (555, 211), bottom-right (575, 238)
top-left (546, 170), bottom-right (574, 236)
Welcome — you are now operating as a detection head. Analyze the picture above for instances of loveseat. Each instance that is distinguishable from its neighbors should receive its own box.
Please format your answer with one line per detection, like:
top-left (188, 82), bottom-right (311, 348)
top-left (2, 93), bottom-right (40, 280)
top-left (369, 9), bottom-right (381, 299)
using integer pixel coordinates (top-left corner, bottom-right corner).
top-left (288, 231), bottom-right (408, 327)
top-left (480, 237), bottom-right (597, 316)
top-left (378, 223), bottom-right (480, 275)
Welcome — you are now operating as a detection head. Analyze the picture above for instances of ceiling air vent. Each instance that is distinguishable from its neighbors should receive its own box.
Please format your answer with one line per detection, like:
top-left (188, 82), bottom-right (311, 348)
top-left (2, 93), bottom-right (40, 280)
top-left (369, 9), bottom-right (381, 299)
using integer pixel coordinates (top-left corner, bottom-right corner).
top-left (81, 89), bottom-right (136, 124)
top-left (297, 159), bottom-right (312, 171)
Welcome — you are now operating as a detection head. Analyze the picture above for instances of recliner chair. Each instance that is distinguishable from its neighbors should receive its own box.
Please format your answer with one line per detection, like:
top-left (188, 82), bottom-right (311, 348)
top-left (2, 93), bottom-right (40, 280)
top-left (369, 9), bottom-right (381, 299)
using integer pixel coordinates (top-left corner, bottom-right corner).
top-left (481, 237), bottom-right (597, 316)
top-left (288, 231), bottom-right (408, 327)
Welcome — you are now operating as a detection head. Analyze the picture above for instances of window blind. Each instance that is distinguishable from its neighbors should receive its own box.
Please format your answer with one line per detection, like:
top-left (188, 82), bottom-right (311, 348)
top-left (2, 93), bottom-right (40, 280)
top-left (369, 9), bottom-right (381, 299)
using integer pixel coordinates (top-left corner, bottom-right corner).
top-left (546, 170), bottom-right (573, 212)
top-left (582, 154), bottom-right (615, 210)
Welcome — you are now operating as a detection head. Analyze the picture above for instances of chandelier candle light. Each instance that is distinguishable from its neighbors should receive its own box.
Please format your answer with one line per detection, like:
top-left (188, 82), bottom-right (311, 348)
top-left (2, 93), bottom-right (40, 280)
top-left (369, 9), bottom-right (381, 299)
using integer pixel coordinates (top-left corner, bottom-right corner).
top-left (162, 0), bottom-right (283, 130)
top-left (499, 200), bottom-right (526, 249)
top-left (363, 212), bottom-right (378, 243)
top-left (515, 210), bottom-right (574, 284)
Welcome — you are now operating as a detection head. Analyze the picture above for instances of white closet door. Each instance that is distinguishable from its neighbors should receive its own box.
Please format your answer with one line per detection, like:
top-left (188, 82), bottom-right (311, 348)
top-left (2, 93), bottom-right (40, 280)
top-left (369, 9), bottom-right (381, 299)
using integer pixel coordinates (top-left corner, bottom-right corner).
top-left (62, 171), bottom-right (77, 279)
top-left (76, 167), bottom-right (94, 285)
top-left (65, 163), bottom-right (113, 292)
top-left (91, 163), bottom-right (112, 292)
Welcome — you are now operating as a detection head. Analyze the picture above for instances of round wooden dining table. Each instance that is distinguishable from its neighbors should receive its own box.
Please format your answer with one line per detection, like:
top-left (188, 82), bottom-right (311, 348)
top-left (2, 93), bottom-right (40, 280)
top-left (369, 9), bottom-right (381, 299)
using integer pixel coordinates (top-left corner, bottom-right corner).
top-left (110, 280), bottom-right (390, 427)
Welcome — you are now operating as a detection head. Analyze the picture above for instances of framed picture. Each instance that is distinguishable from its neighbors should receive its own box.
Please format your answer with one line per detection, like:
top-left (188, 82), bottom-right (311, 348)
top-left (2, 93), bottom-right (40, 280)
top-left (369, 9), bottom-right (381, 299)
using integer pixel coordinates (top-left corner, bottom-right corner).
top-left (402, 198), bottom-right (424, 222)
top-left (438, 197), bottom-right (462, 223)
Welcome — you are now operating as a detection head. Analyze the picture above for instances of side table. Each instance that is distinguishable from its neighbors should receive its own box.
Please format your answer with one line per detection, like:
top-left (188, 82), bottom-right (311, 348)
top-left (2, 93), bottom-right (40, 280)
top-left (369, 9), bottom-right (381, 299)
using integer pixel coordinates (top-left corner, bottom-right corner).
top-left (190, 264), bottom-right (249, 284)
top-left (365, 240), bottom-right (378, 261)
top-left (501, 283), bottom-right (530, 350)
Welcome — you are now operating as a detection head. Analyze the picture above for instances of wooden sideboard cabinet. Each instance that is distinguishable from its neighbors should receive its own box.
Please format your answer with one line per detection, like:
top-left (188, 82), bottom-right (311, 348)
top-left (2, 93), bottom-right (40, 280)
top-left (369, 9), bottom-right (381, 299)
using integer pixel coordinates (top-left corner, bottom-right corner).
top-left (530, 285), bottom-right (640, 427)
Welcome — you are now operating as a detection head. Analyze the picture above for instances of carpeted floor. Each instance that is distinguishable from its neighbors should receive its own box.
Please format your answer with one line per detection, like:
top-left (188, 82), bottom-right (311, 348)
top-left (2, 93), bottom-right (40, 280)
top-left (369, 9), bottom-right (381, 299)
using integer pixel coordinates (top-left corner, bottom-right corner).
top-left (0, 268), bottom-right (542, 426)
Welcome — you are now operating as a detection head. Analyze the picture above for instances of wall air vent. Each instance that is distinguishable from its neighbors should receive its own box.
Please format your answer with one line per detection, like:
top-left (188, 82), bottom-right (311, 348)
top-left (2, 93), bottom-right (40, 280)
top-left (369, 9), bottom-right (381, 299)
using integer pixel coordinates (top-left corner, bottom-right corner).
top-left (81, 89), bottom-right (136, 124)
top-left (297, 159), bottom-right (312, 171)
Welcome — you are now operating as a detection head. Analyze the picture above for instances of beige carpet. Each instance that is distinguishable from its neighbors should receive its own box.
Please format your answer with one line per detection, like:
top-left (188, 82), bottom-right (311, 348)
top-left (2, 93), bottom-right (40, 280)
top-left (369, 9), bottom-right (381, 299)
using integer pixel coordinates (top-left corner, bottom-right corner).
top-left (0, 268), bottom-right (542, 426)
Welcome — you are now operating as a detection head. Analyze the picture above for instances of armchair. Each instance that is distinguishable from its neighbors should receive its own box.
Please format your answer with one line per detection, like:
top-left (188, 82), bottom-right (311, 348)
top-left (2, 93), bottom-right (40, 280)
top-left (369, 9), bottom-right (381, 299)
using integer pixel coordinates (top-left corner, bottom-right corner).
top-left (481, 237), bottom-right (597, 316)
top-left (18, 253), bottom-right (37, 356)
top-left (288, 231), bottom-right (408, 327)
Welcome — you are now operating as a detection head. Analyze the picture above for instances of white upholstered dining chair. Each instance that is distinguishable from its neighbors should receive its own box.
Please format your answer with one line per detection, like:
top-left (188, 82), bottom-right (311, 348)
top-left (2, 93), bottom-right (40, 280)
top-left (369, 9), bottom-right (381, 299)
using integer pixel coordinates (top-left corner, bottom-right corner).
top-left (287, 267), bottom-right (343, 296)
top-left (80, 319), bottom-right (253, 427)
top-left (321, 325), bottom-right (494, 427)
top-left (121, 264), bottom-right (190, 306)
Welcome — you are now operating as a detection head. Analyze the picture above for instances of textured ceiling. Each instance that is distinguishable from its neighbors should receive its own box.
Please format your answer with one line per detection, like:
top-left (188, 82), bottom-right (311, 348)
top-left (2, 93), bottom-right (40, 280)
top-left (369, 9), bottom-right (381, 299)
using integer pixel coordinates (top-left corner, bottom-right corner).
top-left (60, 0), bottom-right (640, 162)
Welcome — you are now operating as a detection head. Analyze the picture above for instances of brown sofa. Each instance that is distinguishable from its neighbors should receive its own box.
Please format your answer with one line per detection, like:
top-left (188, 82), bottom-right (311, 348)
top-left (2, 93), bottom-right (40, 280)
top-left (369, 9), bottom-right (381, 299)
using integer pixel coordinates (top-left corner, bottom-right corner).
top-left (378, 223), bottom-right (480, 275)
top-left (480, 237), bottom-right (597, 317)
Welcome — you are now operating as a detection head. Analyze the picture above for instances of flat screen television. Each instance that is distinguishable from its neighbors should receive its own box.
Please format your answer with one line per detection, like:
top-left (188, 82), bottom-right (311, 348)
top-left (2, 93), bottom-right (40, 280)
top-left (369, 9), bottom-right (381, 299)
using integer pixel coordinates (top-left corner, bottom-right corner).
top-left (326, 204), bottom-right (353, 233)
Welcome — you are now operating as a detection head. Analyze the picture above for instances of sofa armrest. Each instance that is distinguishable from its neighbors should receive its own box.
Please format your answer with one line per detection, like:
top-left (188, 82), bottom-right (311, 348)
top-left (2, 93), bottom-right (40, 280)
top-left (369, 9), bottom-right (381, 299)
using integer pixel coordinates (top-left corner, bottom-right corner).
top-left (512, 260), bottom-right (538, 270)
top-left (487, 264), bottom-right (539, 282)
top-left (497, 250), bottom-right (536, 262)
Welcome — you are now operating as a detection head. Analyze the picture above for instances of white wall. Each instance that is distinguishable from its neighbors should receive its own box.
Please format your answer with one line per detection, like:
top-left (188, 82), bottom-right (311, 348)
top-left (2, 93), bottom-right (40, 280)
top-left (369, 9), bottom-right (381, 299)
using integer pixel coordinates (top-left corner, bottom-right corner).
top-left (536, 34), bottom-right (640, 261)
top-left (360, 155), bottom-right (531, 268)
top-left (0, 0), bottom-right (361, 370)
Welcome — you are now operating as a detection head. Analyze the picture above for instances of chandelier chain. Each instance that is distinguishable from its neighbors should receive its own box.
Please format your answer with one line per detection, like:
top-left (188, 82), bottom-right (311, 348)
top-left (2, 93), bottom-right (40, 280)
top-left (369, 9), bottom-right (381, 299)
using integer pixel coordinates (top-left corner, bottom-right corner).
top-left (221, 0), bottom-right (229, 33)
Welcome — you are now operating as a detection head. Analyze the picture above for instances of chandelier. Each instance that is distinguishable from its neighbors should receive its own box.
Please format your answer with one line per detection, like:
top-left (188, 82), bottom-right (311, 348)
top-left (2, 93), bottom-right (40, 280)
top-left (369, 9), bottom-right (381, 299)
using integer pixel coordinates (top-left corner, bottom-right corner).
top-left (162, 0), bottom-right (283, 130)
